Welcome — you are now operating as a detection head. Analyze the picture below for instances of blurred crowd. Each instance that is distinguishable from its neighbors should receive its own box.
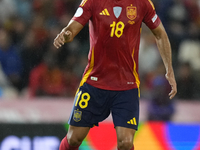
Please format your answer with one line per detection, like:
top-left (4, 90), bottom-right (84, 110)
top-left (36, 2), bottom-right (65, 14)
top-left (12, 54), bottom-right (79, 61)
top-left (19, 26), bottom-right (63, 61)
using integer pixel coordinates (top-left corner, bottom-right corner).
top-left (0, 0), bottom-right (200, 102)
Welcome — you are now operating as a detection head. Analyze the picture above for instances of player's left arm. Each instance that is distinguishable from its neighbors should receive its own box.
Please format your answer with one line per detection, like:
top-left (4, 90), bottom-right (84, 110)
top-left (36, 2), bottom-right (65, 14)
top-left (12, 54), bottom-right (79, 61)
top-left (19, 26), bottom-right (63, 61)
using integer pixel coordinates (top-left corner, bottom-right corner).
top-left (151, 22), bottom-right (177, 99)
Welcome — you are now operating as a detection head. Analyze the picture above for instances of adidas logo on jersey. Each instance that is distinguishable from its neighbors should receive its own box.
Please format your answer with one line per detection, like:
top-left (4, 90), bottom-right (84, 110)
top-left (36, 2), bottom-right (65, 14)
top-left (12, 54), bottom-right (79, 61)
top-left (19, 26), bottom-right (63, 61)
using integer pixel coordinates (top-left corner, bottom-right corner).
top-left (127, 117), bottom-right (137, 125)
top-left (99, 9), bottom-right (110, 16)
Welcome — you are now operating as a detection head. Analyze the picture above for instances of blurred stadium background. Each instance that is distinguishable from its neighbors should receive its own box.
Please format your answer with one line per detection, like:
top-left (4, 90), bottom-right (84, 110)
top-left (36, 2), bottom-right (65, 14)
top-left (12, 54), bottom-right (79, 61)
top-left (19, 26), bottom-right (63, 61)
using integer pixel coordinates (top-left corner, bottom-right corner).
top-left (0, 0), bottom-right (200, 150)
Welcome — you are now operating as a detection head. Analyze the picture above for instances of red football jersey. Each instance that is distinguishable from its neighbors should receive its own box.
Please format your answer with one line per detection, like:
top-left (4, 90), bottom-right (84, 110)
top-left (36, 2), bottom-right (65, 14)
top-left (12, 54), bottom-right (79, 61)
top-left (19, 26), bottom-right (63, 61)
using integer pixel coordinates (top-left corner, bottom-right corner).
top-left (72, 0), bottom-right (161, 91)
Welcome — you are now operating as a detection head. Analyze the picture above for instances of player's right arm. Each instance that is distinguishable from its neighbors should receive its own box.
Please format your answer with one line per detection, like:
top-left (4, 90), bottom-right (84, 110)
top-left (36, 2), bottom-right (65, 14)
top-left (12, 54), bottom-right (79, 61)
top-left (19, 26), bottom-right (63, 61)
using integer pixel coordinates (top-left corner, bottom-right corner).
top-left (54, 0), bottom-right (92, 49)
top-left (53, 20), bottom-right (84, 49)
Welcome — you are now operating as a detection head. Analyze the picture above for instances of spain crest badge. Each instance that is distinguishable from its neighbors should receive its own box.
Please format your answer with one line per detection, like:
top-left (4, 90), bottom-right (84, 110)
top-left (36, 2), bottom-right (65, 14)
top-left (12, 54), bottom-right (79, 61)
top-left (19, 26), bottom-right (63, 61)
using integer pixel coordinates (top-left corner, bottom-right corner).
top-left (73, 109), bottom-right (82, 122)
top-left (126, 5), bottom-right (137, 20)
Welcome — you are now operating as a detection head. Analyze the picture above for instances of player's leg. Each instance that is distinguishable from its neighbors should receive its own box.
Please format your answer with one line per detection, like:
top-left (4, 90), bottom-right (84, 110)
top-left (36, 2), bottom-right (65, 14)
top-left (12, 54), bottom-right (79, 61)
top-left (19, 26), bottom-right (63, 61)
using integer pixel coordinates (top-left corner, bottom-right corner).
top-left (59, 125), bottom-right (90, 150)
top-left (111, 88), bottom-right (139, 150)
top-left (115, 126), bottom-right (136, 150)
top-left (60, 82), bottom-right (111, 150)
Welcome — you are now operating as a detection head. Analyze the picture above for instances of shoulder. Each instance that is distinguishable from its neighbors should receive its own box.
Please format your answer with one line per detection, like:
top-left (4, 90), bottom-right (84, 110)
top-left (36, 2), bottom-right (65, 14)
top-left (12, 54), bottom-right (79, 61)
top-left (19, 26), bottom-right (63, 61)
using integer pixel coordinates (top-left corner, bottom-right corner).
top-left (134, 0), bottom-right (154, 12)
top-left (138, 0), bottom-right (155, 9)
top-left (145, 0), bottom-right (156, 9)
top-left (80, 0), bottom-right (101, 6)
top-left (81, 0), bottom-right (105, 6)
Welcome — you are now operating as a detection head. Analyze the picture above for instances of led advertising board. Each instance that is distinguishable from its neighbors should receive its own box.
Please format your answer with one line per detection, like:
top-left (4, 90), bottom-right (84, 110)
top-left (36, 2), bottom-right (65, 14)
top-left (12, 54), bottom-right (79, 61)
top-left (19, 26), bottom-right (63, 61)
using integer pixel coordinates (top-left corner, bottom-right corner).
top-left (1, 122), bottom-right (200, 150)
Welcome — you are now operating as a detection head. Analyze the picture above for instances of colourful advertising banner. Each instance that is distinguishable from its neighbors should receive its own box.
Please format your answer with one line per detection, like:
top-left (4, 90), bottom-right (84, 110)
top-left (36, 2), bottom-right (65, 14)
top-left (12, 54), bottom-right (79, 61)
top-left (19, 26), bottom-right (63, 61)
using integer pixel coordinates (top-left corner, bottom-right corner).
top-left (0, 122), bottom-right (200, 150)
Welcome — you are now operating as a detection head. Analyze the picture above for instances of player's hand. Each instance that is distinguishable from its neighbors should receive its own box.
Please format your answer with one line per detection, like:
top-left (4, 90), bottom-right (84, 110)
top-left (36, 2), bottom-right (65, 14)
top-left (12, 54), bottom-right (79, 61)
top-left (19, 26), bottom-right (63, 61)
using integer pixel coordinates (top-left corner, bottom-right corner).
top-left (53, 30), bottom-right (72, 49)
top-left (165, 71), bottom-right (177, 99)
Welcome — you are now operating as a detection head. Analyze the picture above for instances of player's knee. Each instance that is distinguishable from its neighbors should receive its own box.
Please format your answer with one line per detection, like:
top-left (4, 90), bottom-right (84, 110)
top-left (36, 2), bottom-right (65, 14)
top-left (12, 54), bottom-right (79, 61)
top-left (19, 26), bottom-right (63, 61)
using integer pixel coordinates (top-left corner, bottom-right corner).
top-left (117, 138), bottom-right (133, 150)
top-left (67, 135), bottom-right (83, 146)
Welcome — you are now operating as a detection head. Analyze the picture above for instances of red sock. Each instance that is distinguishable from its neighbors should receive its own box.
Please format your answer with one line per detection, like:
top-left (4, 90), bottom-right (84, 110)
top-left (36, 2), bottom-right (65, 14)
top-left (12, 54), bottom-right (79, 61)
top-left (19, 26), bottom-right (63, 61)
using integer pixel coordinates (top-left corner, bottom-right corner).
top-left (118, 145), bottom-right (134, 150)
top-left (59, 136), bottom-right (80, 150)
top-left (130, 145), bottom-right (134, 150)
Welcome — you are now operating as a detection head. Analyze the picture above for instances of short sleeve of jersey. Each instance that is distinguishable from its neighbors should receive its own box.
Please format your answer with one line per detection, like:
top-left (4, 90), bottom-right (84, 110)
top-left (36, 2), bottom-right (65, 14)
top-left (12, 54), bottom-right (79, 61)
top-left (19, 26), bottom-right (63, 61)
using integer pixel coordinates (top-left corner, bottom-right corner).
top-left (143, 0), bottom-right (161, 29)
top-left (72, 0), bottom-right (93, 26)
